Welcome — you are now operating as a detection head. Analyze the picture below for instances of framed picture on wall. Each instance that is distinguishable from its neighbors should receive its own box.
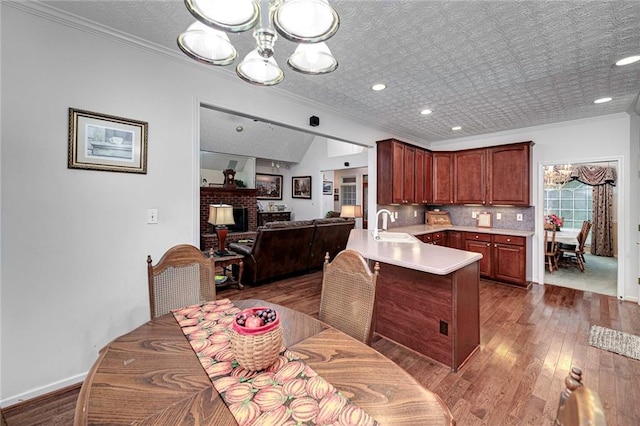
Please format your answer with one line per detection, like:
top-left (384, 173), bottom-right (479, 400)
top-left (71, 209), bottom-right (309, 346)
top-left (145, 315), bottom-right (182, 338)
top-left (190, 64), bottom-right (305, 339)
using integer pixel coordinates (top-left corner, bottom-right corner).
top-left (255, 173), bottom-right (283, 200)
top-left (323, 181), bottom-right (333, 195)
top-left (292, 176), bottom-right (312, 199)
top-left (68, 108), bottom-right (148, 174)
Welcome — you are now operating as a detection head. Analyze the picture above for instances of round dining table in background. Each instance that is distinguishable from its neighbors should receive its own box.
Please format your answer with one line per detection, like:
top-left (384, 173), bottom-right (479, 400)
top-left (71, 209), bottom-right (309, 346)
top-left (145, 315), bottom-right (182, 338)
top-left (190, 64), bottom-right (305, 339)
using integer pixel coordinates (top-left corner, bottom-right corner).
top-left (74, 299), bottom-right (454, 425)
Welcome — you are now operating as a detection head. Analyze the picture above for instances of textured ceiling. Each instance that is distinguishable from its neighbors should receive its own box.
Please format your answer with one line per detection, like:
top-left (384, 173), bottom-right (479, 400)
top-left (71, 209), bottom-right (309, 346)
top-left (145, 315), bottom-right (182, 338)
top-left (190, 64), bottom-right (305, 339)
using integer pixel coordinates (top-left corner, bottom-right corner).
top-left (32, 0), bottom-right (640, 144)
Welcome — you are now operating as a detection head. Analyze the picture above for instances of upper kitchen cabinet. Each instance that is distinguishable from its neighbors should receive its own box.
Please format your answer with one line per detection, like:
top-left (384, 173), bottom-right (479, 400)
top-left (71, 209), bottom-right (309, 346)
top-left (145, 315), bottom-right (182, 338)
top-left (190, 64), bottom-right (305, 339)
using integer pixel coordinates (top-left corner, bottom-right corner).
top-left (377, 139), bottom-right (416, 204)
top-left (453, 149), bottom-right (486, 204)
top-left (414, 149), bottom-right (432, 204)
top-left (432, 152), bottom-right (454, 204)
top-left (487, 142), bottom-right (532, 206)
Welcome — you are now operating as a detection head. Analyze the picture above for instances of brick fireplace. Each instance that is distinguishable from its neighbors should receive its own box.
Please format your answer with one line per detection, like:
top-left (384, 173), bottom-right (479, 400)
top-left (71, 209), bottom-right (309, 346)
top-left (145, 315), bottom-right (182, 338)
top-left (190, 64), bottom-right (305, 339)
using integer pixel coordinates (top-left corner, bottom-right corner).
top-left (200, 187), bottom-right (258, 251)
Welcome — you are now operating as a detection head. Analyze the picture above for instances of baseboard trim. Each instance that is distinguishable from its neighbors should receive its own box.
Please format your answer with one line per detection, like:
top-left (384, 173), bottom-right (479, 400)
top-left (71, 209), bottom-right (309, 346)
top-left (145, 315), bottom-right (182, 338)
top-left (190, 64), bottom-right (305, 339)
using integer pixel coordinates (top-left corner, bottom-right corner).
top-left (0, 373), bottom-right (85, 408)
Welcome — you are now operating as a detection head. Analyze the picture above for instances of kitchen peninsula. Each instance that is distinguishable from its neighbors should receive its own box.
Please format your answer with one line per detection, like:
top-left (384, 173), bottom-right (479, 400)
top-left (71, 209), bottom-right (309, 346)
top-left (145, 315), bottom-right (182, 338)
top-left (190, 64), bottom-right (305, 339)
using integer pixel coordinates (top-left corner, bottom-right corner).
top-left (347, 229), bottom-right (482, 371)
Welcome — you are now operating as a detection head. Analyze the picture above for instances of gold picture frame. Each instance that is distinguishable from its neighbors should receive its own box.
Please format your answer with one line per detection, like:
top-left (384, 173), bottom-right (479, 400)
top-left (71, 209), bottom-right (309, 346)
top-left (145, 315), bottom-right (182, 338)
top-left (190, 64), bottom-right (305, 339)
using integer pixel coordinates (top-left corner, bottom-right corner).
top-left (68, 108), bottom-right (148, 174)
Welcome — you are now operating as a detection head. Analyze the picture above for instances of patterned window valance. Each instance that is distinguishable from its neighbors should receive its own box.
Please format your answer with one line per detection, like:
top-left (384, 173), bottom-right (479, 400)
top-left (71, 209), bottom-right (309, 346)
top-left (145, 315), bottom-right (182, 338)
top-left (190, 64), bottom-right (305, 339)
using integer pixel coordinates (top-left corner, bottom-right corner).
top-left (570, 165), bottom-right (616, 186)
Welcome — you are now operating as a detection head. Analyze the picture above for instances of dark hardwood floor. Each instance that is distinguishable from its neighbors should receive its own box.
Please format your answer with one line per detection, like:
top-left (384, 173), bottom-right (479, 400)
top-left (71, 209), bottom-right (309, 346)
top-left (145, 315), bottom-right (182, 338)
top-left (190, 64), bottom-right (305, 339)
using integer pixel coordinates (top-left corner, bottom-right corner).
top-left (4, 272), bottom-right (639, 425)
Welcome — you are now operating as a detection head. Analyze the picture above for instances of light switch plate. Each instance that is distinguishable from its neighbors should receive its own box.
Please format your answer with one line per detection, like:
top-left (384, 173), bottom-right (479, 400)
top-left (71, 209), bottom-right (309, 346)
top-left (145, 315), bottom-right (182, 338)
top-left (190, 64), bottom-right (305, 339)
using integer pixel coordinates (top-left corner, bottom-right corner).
top-left (517, 213), bottom-right (523, 221)
top-left (147, 209), bottom-right (158, 224)
top-left (496, 213), bottom-right (502, 220)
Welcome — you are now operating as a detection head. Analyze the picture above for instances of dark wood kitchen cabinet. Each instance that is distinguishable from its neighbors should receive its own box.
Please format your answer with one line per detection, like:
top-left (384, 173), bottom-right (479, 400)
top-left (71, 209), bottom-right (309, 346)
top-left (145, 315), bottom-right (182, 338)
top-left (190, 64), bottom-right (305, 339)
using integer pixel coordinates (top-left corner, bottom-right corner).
top-left (487, 142), bottom-right (532, 206)
top-left (377, 139), bottom-right (416, 204)
top-left (432, 152), bottom-right (454, 204)
top-left (454, 149), bottom-right (486, 204)
top-left (464, 232), bottom-right (527, 287)
top-left (418, 231), bottom-right (447, 246)
top-left (414, 148), bottom-right (432, 204)
top-left (446, 231), bottom-right (463, 249)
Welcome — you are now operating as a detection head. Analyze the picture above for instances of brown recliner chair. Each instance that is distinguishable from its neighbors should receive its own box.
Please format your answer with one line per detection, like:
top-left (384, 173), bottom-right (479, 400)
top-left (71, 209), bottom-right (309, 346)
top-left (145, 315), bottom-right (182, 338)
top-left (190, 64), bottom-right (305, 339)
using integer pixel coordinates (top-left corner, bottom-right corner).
top-left (229, 220), bottom-right (316, 285)
top-left (307, 218), bottom-right (355, 270)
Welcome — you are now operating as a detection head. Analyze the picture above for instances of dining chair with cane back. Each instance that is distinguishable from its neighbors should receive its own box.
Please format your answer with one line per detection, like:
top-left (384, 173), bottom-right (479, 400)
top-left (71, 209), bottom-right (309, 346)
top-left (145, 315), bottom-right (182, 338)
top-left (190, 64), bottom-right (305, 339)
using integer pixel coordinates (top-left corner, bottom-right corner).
top-left (147, 244), bottom-right (215, 319)
top-left (319, 249), bottom-right (380, 345)
top-left (555, 366), bottom-right (607, 425)
top-left (544, 229), bottom-right (559, 273)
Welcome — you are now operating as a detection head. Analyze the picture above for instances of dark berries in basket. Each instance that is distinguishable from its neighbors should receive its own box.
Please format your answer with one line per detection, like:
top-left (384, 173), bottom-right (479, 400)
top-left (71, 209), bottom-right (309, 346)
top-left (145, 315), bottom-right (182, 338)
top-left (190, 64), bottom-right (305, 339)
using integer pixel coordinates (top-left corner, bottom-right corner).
top-left (235, 308), bottom-right (277, 328)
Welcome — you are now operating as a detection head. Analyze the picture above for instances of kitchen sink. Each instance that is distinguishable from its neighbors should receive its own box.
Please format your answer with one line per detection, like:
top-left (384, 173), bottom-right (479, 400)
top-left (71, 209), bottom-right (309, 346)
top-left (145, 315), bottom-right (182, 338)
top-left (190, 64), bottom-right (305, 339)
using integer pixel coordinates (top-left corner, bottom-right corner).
top-left (372, 232), bottom-right (419, 243)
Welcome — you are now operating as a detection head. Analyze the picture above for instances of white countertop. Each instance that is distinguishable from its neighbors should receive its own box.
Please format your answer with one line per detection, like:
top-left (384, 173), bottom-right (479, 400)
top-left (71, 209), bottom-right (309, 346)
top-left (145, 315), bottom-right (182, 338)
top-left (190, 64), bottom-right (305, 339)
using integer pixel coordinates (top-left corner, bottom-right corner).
top-left (391, 224), bottom-right (534, 238)
top-left (347, 229), bottom-right (482, 275)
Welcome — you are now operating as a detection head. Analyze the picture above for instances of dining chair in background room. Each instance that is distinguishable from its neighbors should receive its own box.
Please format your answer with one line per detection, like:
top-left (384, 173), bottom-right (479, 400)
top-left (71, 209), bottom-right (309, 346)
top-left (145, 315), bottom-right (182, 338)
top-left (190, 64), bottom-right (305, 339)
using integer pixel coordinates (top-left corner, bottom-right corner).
top-left (319, 249), bottom-right (380, 345)
top-left (555, 366), bottom-right (607, 425)
top-left (558, 221), bottom-right (591, 272)
top-left (147, 244), bottom-right (215, 319)
top-left (544, 229), bottom-right (559, 273)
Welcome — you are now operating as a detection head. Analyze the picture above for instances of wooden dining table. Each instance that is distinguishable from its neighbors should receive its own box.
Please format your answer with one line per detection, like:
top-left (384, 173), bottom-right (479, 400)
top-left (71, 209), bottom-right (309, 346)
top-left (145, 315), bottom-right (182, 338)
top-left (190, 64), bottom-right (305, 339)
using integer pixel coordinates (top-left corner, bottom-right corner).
top-left (74, 299), bottom-right (454, 425)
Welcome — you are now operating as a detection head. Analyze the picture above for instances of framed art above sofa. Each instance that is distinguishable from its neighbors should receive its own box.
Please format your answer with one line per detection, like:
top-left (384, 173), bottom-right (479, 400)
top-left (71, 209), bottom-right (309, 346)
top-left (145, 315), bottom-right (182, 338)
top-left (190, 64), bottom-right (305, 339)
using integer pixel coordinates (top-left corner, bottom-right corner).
top-left (292, 176), bottom-right (312, 199)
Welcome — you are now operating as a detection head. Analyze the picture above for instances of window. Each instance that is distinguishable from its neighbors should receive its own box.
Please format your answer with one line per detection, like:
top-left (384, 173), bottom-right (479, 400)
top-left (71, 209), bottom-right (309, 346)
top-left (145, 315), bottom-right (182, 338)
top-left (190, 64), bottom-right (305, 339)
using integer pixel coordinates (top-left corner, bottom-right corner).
top-left (544, 180), bottom-right (592, 230)
top-left (341, 185), bottom-right (356, 206)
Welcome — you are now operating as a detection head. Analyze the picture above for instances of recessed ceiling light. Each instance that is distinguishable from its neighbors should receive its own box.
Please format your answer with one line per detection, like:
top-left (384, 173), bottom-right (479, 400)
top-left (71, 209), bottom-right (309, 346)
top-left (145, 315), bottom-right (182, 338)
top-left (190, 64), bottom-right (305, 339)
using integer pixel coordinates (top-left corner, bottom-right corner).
top-left (615, 55), bottom-right (640, 66)
top-left (420, 109), bottom-right (433, 115)
top-left (452, 126), bottom-right (462, 131)
top-left (371, 83), bottom-right (386, 91)
top-left (593, 97), bottom-right (612, 104)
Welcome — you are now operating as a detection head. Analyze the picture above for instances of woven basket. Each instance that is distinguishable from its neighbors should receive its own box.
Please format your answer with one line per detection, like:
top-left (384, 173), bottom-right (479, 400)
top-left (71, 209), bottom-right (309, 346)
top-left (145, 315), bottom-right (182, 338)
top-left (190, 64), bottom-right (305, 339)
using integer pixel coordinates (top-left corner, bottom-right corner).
top-left (230, 308), bottom-right (284, 371)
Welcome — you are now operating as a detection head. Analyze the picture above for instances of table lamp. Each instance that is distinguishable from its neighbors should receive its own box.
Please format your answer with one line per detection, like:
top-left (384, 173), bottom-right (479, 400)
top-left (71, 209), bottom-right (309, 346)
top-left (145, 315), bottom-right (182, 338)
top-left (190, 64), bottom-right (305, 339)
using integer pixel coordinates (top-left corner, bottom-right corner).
top-left (208, 204), bottom-right (235, 256)
top-left (340, 205), bottom-right (363, 219)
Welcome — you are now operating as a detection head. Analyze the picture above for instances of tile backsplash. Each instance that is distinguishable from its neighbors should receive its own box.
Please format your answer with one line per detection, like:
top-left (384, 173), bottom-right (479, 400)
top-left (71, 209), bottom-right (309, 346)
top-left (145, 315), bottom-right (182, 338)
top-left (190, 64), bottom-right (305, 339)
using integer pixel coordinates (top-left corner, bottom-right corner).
top-left (377, 204), bottom-right (535, 231)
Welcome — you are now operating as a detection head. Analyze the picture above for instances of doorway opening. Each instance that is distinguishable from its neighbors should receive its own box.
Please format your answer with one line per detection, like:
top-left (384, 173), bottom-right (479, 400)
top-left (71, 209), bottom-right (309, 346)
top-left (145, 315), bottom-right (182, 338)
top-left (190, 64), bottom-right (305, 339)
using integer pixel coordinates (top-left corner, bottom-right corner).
top-left (542, 160), bottom-right (618, 297)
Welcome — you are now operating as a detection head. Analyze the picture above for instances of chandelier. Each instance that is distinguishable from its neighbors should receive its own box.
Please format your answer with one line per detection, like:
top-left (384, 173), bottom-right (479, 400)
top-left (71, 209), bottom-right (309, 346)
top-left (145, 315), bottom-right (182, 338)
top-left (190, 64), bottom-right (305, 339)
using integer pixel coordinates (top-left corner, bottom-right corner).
top-left (544, 164), bottom-right (573, 189)
top-left (178, 0), bottom-right (340, 86)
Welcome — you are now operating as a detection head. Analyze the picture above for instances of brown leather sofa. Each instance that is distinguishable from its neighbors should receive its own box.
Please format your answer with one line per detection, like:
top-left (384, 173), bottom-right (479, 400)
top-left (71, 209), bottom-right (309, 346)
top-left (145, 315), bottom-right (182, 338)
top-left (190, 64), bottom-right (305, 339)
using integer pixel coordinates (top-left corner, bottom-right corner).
top-left (229, 218), bottom-right (354, 285)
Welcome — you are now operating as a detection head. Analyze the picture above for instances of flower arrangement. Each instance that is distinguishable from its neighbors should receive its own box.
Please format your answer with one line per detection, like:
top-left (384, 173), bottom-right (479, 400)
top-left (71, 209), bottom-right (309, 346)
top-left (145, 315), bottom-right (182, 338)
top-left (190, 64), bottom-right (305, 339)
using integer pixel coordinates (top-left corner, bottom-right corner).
top-left (545, 214), bottom-right (563, 228)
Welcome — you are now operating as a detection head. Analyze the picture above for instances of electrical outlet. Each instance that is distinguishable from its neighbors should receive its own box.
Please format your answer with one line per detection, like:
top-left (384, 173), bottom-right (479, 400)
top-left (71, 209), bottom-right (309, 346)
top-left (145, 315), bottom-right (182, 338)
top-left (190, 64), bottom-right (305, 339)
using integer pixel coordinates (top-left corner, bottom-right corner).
top-left (394, 211), bottom-right (398, 219)
top-left (147, 209), bottom-right (158, 224)
top-left (439, 320), bottom-right (448, 336)
top-left (472, 211), bottom-right (477, 219)
top-left (414, 210), bottom-right (417, 218)
top-left (517, 213), bottom-right (523, 221)
top-left (496, 213), bottom-right (502, 220)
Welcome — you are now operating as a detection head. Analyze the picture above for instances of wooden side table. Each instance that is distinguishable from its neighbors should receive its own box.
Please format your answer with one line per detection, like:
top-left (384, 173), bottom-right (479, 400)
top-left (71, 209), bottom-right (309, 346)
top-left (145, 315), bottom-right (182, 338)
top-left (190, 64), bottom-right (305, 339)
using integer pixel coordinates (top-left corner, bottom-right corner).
top-left (213, 253), bottom-right (244, 290)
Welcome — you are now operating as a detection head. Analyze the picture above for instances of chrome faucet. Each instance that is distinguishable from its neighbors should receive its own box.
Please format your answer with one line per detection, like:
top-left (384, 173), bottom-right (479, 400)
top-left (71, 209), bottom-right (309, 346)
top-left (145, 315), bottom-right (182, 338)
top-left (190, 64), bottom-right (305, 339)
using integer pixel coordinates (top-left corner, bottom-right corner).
top-left (373, 209), bottom-right (396, 239)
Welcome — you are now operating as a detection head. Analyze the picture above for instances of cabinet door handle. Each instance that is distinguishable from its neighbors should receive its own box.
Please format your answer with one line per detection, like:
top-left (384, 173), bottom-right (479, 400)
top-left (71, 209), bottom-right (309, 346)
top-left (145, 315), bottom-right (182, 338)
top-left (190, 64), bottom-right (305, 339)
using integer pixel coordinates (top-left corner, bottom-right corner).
top-left (494, 244), bottom-right (497, 247)
top-left (487, 243), bottom-right (491, 247)
top-left (507, 238), bottom-right (511, 242)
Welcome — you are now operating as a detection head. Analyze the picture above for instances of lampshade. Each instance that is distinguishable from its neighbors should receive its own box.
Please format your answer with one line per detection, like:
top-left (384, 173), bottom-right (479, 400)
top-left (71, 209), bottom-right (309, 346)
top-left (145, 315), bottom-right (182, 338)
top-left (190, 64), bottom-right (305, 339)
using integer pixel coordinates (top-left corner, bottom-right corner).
top-left (273, 0), bottom-right (340, 43)
top-left (177, 21), bottom-right (237, 65)
top-left (184, 0), bottom-right (260, 33)
top-left (340, 205), bottom-right (363, 218)
top-left (236, 49), bottom-right (284, 86)
top-left (208, 204), bottom-right (235, 226)
top-left (287, 42), bottom-right (338, 74)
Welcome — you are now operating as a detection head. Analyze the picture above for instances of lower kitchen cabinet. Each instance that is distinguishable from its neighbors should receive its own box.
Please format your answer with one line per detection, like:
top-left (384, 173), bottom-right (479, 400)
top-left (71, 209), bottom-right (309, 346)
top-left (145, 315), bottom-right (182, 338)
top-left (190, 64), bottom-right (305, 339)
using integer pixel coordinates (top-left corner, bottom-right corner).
top-left (464, 232), bottom-right (527, 287)
top-left (446, 231), bottom-right (463, 250)
top-left (418, 231), bottom-right (447, 246)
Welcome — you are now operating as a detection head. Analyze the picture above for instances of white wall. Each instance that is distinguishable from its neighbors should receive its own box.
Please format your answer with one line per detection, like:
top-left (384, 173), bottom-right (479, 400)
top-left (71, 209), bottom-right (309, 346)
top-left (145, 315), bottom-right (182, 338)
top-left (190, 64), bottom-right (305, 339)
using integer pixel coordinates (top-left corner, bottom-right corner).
top-left (288, 136), bottom-right (368, 220)
top-left (0, 4), bottom-right (391, 405)
top-left (429, 114), bottom-right (638, 302)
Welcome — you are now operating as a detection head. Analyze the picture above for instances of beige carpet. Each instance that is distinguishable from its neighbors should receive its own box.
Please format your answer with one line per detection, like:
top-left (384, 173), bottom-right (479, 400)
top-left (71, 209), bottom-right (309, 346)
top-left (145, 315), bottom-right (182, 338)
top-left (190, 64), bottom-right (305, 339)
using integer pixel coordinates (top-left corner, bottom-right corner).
top-left (589, 325), bottom-right (640, 361)
top-left (545, 253), bottom-right (617, 296)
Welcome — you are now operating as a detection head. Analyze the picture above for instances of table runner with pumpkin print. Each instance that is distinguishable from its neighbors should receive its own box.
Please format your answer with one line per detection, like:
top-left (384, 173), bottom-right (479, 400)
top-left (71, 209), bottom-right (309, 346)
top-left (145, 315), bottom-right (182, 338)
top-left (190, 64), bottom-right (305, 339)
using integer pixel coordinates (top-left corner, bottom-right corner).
top-left (172, 299), bottom-right (378, 425)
